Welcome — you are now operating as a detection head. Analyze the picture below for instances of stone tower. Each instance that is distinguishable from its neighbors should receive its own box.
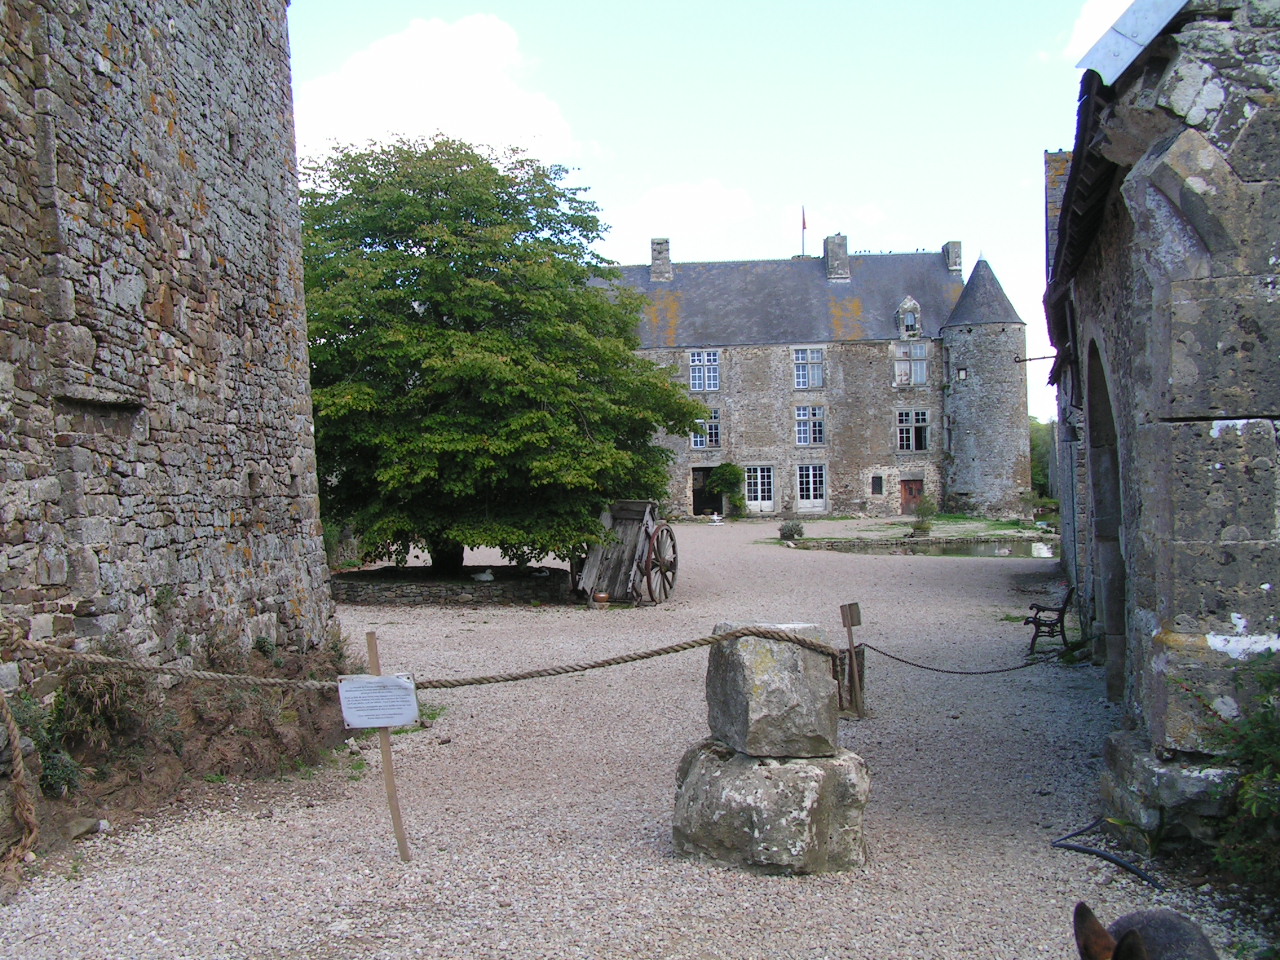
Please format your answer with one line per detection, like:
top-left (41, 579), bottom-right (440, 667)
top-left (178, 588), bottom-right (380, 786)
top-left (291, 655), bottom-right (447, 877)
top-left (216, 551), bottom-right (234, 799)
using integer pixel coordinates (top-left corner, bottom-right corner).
top-left (1, 1), bottom-right (337, 672)
top-left (940, 260), bottom-right (1031, 517)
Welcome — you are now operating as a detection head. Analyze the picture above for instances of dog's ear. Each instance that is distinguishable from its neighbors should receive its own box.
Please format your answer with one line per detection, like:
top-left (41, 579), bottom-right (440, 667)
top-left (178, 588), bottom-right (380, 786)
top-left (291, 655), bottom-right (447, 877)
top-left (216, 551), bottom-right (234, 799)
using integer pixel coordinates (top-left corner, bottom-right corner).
top-left (1074, 902), bottom-right (1117, 960)
top-left (1112, 930), bottom-right (1151, 960)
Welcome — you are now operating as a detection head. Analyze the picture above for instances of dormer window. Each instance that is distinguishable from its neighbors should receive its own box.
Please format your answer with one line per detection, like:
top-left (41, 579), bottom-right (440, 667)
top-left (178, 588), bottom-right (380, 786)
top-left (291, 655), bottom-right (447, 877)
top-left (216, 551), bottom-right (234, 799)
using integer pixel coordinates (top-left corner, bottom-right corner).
top-left (897, 296), bottom-right (922, 338)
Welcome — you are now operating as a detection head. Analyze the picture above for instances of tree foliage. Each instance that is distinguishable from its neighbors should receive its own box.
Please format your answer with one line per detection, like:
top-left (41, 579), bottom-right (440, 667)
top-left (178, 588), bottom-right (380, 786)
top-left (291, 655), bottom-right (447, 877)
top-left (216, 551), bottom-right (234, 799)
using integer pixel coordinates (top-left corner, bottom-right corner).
top-left (302, 138), bottom-right (705, 569)
top-left (1029, 417), bottom-right (1056, 499)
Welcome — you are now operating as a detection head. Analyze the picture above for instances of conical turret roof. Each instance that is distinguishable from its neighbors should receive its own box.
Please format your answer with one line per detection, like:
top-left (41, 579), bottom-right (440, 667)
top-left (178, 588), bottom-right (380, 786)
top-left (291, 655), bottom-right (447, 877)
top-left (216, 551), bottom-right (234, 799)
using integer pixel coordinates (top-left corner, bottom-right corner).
top-left (943, 258), bottom-right (1024, 328)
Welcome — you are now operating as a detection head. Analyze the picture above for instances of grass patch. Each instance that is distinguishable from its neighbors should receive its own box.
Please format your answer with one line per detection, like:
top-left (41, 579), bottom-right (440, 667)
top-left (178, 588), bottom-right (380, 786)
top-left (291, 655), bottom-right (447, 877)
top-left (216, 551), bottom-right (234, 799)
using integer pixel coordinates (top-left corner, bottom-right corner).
top-left (391, 701), bottom-right (447, 735)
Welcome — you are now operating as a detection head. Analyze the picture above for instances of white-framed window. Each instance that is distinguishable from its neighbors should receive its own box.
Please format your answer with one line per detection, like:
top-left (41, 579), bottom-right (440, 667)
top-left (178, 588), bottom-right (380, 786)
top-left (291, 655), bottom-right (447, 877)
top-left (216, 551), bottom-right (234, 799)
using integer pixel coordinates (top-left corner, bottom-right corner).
top-left (692, 409), bottom-right (720, 449)
top-left (689, 350), bottom-right (720, 391)
top-left (797, 464), bottom-right (826, 512)
top-left (903, 309), bottom-right (919, 334)
top-left (897, 410), bottom-right (929, 451)
top-left (745, 465), bottom-right (774, 511)
top-left (795, 405), bottom-right (825, 445)
top-left (793, 348), bottom-right (824, 389)
top-left (894, 341), bottom-right (928, 385)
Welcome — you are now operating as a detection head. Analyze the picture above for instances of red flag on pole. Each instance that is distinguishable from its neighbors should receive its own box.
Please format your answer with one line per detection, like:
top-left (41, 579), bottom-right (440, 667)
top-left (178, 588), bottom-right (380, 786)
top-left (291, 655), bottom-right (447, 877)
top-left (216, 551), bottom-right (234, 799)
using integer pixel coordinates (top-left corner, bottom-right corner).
top-left (802, 206), bottom-right (807, 230)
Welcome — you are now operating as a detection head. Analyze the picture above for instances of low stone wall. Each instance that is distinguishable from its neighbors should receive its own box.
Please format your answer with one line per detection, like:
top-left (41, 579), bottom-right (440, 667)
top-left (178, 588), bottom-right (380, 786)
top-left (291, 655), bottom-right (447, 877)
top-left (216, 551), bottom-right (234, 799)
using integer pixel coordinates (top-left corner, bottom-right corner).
top-left (796, 536), bottom-right (1058, 554)
top-left (331, 569), bottom-right (574, 606)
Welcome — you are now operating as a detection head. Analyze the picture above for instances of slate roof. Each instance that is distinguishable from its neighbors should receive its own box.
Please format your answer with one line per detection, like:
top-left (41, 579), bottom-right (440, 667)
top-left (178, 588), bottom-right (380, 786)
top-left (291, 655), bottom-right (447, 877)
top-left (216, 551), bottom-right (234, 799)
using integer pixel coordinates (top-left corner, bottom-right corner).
top-left (942, 258), bottom-right (1025, 328)
top-left (614, 251), bottom-right (965, 350)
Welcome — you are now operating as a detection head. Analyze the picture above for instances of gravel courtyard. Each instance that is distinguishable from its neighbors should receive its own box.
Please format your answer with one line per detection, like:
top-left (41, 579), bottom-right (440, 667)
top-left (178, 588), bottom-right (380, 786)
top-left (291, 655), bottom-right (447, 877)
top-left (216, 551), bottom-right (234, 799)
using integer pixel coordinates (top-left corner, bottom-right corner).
top-left (2, 519), bottom-right (1270, 959)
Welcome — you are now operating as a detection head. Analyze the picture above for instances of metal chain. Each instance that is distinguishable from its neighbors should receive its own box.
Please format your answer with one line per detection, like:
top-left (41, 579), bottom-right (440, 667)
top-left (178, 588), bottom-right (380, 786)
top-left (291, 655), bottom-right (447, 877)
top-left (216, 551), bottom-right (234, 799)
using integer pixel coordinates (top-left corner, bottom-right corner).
top-left (857, 641), bottom-right (1060, 675)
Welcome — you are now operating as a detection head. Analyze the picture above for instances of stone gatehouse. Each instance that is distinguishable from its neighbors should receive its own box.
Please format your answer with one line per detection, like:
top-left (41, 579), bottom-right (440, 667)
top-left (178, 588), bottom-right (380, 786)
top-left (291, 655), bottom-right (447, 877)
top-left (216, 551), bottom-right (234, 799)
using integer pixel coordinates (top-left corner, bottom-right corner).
top-left (616, 237), bottom-right (1032, 519)
top-left (1, 0), bottom-right (336, 679)
top-left (1045, 0), bottom-right (1280, 843)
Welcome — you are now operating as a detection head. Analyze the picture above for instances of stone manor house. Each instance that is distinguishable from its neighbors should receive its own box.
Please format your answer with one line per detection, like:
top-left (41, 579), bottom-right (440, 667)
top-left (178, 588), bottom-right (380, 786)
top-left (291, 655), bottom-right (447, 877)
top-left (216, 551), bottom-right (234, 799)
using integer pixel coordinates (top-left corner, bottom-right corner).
top-left (615, 237), bottom-right (1032, 519)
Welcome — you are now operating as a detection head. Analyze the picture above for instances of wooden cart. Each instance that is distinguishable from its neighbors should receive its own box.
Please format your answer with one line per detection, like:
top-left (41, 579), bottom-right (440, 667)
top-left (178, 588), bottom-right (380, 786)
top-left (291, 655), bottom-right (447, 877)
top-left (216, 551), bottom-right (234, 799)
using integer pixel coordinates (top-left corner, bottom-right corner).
top-left (577, 500), bottom-right (677, 604)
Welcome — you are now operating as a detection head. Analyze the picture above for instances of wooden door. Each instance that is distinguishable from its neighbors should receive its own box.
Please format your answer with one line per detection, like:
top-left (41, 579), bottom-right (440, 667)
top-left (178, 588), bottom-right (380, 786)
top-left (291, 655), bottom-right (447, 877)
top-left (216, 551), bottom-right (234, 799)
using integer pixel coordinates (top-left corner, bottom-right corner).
top-left (900, 479), bottom-right (924, 514)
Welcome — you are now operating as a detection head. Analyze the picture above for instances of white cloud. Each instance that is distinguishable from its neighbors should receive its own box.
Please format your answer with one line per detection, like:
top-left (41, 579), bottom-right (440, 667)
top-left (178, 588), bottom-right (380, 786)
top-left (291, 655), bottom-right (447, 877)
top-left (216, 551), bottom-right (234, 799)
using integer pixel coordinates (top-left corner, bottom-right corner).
top-left (1064, 0), bottom-right (1136, 62)
top-left (293, 14), bottom-right (581, 164)
top-left (597, 180), bottom-right (760, 264)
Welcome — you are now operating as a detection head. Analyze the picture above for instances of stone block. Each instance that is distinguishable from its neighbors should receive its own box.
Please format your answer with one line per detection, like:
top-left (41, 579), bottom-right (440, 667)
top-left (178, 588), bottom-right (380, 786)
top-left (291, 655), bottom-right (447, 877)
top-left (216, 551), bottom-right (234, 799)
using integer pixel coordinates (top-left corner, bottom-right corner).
top-left (36, 545), bottom-right (67, 585)
top-left (1228, 105), bottom-right (1280, 180)
top-left (66, 544), bottom-right (100, 594)
top-left (1165, 279), bottom-right (1280, 419)
top-left (1145, 629), bottom-right (1263, 753)
top-left (1101, 730), bottom-right (1236, 847)
top-left (673, 738), bottom-right (871, 875)
top-left (1165, 539), bottom-right (1280, 643)
top-left (1246, 0), bottom-right (1280, 29)
top-left (707, 621), bottom-right (838, 758)
top-left (1152, 419), bottom-right (1277, 544)
top-left (45, 321), bottom-right (95, 366)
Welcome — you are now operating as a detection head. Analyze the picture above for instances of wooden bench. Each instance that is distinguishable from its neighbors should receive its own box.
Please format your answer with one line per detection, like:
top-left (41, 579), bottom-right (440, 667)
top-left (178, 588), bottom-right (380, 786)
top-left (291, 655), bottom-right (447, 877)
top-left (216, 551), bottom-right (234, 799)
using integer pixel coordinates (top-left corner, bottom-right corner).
top-left (1025, 586), bottom-right (1075, 654)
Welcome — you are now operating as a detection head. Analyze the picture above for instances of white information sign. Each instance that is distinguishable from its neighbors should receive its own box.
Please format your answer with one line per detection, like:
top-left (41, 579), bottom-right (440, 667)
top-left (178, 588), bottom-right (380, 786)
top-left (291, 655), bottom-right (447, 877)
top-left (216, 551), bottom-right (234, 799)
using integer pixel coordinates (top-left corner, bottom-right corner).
top-left (338, 674), bottom-right (418, 729)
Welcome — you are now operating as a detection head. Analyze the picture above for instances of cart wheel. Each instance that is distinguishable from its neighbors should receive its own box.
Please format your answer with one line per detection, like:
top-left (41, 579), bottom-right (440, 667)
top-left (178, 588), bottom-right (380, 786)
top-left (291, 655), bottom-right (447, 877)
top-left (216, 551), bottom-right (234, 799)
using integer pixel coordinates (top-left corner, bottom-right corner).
top-left (644, 522), bottom-right (678, 603)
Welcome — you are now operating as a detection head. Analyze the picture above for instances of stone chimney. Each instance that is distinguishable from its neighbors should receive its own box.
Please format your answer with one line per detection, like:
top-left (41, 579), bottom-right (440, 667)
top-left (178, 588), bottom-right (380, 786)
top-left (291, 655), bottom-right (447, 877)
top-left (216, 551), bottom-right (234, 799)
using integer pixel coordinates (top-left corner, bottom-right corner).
top-left (823, 234), bottom-right (849, 280)
top-left (651, 238), bottom-right (673, 282)
top-left (942, 241), bottom-right (962, 274)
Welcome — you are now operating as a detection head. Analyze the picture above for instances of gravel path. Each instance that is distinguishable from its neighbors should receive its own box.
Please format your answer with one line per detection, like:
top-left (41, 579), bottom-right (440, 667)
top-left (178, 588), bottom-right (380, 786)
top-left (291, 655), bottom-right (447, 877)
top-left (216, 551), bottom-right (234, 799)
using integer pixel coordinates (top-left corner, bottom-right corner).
top-left (2, 520), bottom-right (1273, 959)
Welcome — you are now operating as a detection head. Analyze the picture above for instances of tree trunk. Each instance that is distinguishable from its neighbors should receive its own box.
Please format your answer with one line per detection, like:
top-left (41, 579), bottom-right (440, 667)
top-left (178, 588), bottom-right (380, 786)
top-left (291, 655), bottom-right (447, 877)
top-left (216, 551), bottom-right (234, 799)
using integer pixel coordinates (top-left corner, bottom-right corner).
top-left (428, 538), bottom-right (465, 576)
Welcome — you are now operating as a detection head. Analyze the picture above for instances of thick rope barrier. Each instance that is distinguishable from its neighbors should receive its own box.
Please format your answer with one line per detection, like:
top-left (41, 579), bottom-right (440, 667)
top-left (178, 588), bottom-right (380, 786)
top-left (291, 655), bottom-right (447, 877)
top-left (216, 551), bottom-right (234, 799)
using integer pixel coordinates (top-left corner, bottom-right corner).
top-left (11, 640), bottom-right (339, 690)
top-left (9, 629), bottom-right (1060, 691)
top-left (10, 628), bottom-right (841, 693)
top-left (2, 624), bottom-right (1061, 884)
top-left (409, 626), bottom-right (841, 688)
top-left (0, 685), bottom-right (40, 890)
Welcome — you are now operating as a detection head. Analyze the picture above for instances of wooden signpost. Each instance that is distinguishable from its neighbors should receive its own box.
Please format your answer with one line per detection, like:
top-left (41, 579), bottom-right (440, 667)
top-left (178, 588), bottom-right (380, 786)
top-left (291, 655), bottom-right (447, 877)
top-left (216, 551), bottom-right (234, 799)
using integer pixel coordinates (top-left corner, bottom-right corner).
top-left (840, 602), bottom-right (867, 719)
top-left (336, 631), bottom-right (413, 862)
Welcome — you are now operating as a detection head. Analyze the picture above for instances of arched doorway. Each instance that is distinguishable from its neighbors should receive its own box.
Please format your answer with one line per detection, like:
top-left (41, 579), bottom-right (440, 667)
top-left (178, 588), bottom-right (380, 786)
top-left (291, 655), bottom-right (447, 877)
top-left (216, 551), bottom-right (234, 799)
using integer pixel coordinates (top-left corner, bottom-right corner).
top-left (1086, 343), bottom-right (1126, 701)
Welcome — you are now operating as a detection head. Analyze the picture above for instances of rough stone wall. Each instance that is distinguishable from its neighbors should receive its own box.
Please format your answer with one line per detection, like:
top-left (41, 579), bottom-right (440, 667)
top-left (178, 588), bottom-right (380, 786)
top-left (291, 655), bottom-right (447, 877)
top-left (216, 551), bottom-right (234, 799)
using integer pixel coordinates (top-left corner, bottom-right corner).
top-left (1044, 151), bottom-right (1072, 280)
top-left (1, 0), bottom-right (337, 677)
top-left (941, 323), bottom-right (1031, 517)
top-left (331, 570), bottom-right (572, 606)
top-left (1055, 395), bottom-right (1093, 638)
top-left (646, 339), bottom-right (945, 518)
top-left (1052, 7), bottom-right (1280, 840)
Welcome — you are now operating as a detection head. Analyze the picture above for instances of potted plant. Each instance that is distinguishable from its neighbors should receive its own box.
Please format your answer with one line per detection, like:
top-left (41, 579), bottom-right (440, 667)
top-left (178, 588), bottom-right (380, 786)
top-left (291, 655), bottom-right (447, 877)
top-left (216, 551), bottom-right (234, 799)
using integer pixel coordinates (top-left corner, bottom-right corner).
top-left (911, 494), bottom-right (938, 536)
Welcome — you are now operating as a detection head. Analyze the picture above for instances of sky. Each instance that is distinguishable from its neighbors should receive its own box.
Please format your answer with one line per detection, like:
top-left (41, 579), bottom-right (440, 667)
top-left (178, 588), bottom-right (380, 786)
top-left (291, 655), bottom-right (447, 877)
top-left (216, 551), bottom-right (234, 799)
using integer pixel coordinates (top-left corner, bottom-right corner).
top-left (286, 0), bottom-right (1135, 423)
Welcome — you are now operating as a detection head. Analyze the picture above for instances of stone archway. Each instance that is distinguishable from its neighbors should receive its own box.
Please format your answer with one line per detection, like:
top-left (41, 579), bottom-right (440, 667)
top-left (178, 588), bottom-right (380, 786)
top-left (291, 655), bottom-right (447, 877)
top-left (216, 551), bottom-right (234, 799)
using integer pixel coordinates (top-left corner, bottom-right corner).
top-left (1086, 342), bottom-right (1126, 702)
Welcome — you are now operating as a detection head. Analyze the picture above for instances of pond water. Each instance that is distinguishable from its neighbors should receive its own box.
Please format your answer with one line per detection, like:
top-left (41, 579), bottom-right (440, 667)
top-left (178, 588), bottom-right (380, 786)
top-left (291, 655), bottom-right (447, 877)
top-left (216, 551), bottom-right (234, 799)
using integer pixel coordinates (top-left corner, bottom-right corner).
top-left (821, 539), bottom-right (1058, 559)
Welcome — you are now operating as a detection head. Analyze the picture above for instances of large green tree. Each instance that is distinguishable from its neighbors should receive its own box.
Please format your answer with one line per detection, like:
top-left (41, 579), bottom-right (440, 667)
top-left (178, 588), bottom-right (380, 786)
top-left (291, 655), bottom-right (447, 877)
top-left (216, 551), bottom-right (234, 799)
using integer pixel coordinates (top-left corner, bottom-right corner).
top-left (302, 138), bottom-right (703, 572)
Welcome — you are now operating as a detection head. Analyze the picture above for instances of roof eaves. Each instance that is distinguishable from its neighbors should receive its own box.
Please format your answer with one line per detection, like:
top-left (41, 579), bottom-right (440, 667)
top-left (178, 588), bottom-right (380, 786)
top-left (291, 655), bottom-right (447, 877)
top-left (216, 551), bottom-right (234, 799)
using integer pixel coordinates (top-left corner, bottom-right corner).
top-left (1076, 0), bottom-right (1187, 85)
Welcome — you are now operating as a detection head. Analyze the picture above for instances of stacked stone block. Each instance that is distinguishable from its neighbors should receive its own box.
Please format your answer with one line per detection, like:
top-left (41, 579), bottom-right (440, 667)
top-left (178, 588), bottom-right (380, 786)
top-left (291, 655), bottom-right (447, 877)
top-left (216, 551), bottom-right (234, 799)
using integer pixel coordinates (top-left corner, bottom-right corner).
top-left (673, 622), bottom-right (871, 874)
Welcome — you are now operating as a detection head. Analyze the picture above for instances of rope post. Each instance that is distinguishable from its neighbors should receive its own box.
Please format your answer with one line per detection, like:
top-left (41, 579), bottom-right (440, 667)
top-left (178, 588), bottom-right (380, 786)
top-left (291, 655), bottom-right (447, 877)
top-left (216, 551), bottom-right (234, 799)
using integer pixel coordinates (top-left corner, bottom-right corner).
top-left (840, 602), bottom-right (867, 719)
top-left (365, 631), bottom-right (411, 863)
